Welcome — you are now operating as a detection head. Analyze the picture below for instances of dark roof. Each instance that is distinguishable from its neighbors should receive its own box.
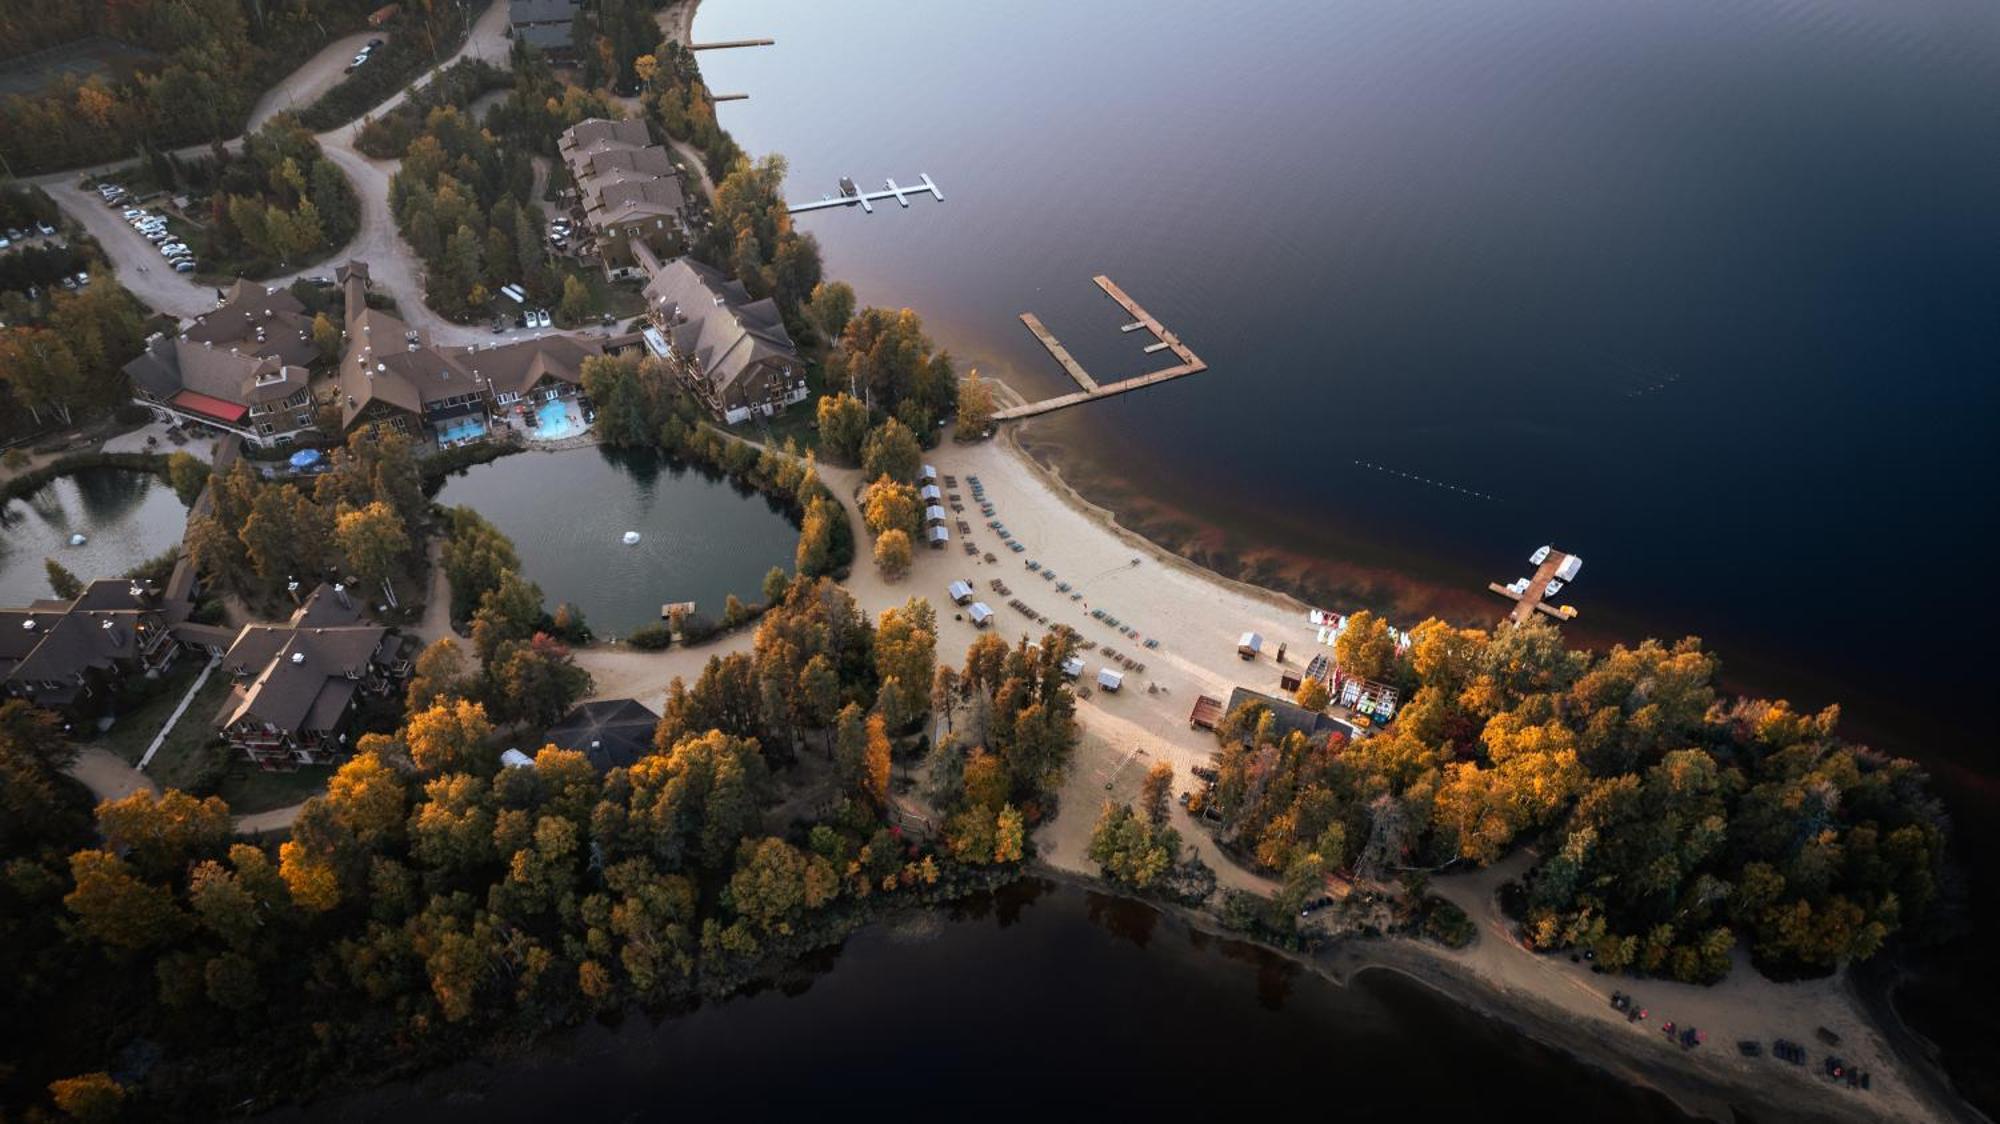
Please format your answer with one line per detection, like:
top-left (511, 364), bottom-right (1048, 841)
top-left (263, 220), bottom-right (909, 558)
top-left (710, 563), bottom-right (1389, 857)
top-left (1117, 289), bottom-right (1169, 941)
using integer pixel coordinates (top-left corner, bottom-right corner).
top-left (1223, 687), bottom-right (1344, 743)
top-left (2, 580), bottom-right (168, 687)
top-left (545, 698), bottom-right (660, 770)
top-left (643, 258), bottom-right (798, 397)
top-left (215, 585), bottom-right (388, 735)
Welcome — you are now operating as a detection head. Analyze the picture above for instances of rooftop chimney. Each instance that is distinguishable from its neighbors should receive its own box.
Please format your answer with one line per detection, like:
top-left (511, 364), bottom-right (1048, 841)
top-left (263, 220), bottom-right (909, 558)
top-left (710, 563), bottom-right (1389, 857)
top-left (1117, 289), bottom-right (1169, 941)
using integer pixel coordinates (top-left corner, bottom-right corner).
top-left (21, 619), bottom-right (36, 631)
top-left (101, 619), bottom-right (123, 647)
top-left (290, 651), bottom-right (305, 665)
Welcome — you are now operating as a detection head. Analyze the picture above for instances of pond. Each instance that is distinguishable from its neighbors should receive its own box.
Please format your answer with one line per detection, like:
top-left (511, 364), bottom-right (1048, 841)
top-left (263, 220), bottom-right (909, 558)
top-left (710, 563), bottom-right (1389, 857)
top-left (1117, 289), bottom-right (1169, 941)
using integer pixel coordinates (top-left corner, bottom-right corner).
top-left (429, 447), bottom-right (798, 634)
top-left (0, 468), bottom-right (188, 604)
top-left (267, 880), bottom-right (1694, 1121)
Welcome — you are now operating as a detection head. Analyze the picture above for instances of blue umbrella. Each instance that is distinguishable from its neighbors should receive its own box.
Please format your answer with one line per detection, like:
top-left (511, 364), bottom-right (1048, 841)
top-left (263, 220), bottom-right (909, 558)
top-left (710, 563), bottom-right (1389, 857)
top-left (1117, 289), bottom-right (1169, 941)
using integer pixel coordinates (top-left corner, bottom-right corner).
top-left (288, 449), bottom-right (322, 469)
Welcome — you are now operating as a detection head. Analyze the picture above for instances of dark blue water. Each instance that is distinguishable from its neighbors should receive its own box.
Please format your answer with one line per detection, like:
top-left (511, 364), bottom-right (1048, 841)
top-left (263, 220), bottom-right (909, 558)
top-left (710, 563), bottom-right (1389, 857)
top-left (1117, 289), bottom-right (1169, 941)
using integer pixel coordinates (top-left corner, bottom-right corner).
top-left (695, 1), bottom-right (2000, 1104)
top-left (431, 447), bottom-right (797, 633)
top-left (695, 0), bottom-right (2000, 753)
top-left (270, 881), bottom-right (1693, 1121)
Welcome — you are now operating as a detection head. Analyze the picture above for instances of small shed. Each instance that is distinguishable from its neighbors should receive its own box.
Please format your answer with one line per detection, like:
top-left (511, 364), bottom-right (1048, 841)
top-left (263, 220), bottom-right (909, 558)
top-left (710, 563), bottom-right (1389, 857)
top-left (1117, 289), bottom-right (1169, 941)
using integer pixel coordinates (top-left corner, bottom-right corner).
top-left (1188, 694), bottom-right (1224, 730)
top-left (1237, 631), bottom-right (1263, 659)
top-left (1097, 668), bottom-right (1124, 692)
top-left (1061, 654), bottom-right (1085, 679)
top-left (927, 525), bottom-right (951, 548)
top-left (947, 579), bottom-right (975, 605)
top-left (969, 602), bottom-right (994, 627)
top-left (920, 483), bottom-right (943, 501)
top-left (924, 504), bottom-right (948, 525)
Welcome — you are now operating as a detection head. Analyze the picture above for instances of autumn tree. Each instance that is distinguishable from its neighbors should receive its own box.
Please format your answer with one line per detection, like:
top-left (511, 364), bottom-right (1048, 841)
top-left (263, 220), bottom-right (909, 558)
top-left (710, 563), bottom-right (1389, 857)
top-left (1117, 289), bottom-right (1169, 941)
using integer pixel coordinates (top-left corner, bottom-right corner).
top-left (873, 528), bottom-right (912, 580)
top-left (814, 392), bottom-right (869, 465)
top-left (860, 417), bottom-right (923, 484)
top-left (406, 636), bottom-right (472, 711)
top-left (956, 369), bottom-right (996, 435)
top-left (335, 499), bottom-right (410, 594)
top-left (405, 699), bottom-right (496, 776)
top-left (1334, 609), bottom-right (1399, 681)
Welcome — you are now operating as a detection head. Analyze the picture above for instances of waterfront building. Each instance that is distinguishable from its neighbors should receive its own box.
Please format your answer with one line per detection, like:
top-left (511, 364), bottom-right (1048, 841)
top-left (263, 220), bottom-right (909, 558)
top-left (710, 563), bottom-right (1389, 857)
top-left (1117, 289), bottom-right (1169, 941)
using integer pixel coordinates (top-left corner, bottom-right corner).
top-left (557, 118), bottom-right (687, 278)
top-left (123, 280), bottom-right (319, 447)
top-left (543, 697), bottom-right (662, 771)
top-left (639, 256), bottom-right (806, 423)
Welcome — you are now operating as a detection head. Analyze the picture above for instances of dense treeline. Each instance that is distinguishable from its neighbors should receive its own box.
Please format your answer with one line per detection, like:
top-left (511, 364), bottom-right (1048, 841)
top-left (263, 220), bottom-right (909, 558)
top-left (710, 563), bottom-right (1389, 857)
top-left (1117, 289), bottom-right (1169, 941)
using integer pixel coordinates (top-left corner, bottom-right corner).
top-left (185, 426), bottom-right (428, 608)
top-left (353, 59), bottom-right (512, 160)
top-left (580, 354), bottom-right (856, 580)
top-left (1209, 618), bottom-right (1948, 982)
top-left (570, 0), bottom-right (661, 95)
top-left (0, 0), bottom-right (410, 173)
top-left (639, 42), bottom-right (741, 182)
top-left (292, 11), bottom-right (470, 134)
top-left (168, 120), bottom-right (359, 276)
top-left (0, 280), bottom-right (147, 427)
top-left (385, 105), bottom-right (547, 318)
top-left (0, 569), bottom-right (1078, 1119)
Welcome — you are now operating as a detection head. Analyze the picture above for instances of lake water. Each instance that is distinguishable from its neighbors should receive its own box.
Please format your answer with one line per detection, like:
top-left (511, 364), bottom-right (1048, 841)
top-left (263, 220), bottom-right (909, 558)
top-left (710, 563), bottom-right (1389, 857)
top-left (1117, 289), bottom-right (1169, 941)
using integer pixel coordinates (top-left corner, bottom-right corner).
top-left (0, 468), bottom-right (187, 604)
top-left (269, 880), bottom-right (1693, 1121)
top-left (693, 0), bottom-right (2000, 1106)
top-left (429, 447), bottom-right (797, 633)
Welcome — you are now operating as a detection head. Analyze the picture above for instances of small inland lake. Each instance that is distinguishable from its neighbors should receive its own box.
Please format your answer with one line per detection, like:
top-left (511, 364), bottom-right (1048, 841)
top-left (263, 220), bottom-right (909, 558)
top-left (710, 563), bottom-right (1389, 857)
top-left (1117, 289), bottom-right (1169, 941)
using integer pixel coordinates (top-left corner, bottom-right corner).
top-left (429, 447), bottom-right (798, 634)
top-left (0, 468), bottom-right (188, 603)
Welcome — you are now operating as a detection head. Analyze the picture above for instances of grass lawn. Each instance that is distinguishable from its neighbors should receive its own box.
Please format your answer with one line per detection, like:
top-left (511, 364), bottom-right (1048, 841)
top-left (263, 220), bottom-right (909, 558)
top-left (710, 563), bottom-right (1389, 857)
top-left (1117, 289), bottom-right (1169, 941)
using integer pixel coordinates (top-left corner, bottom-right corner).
top-left (89, 657), bottom-right (240, 794)
top-left (217, 761), bottom-right (332, 815)
top-left (553, 264), bottom-right (647, 328)
top-left (91, 660), bottom-right (204, 765)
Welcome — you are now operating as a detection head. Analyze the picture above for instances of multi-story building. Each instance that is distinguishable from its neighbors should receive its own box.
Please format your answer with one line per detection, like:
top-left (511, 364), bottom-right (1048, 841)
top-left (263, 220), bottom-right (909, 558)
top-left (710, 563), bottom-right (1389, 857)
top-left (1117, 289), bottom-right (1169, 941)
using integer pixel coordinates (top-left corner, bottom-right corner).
top-left (640, 256), bottom-right (806, 423)
top-left (214, 583), bottom-right (404, 769)
top-left (123, 279), bottom-right (319, 447)
top-left (557, 118), bottom-right (687, 278)
top-left (0, 580), bottom-right (182, 721)
top-left (333, 261), bottom-right (599, 443)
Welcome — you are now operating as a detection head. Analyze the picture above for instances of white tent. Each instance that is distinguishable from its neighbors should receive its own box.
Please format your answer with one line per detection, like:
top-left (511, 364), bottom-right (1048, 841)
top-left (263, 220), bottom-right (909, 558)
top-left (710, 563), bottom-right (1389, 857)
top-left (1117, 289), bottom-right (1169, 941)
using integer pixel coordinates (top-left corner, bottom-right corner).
top-left (920, 483), bottom-right (943, 501)
top-left (969, 602), bottom-right (994, 626)
top-left (925, 504), bottom-right (948, 524)
top-left (1557, 554), bottom-right (1583, 582)
top-left (1061, 655), bottom-right (1085, 679)
top-left (927, 525), bottom-right (951, 547)
top-left (920, 464), bottom-right (938, 482)
top-left (1097, 668), bottom-right (1124, 691)
top-left (947, 580), bottom-right (974, 604)
top-left (1238, 631), bottom-right (1263, 656)
top-left (500, 748), bottom-right (536, 769)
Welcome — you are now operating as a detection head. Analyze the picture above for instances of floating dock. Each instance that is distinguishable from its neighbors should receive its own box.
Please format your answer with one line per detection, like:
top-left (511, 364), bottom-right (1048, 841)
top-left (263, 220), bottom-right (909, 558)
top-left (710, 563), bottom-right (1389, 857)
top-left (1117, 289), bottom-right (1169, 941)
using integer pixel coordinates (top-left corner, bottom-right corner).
top-left (689, 38), bottom-right (774, 51)
top-left (787, 173), bottom-right (943, 215)
top-left (712, 93), bottom-right (748, 102)
top-left (994, 275), bottom-right (1208, 421)
top-left (1487, 547), bottom-right (1582, 626)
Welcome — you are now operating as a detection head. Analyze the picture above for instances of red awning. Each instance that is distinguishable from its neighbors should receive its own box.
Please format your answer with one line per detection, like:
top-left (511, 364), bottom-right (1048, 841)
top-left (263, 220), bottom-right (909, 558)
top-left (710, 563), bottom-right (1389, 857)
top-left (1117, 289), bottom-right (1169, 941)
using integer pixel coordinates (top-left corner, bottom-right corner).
top-left (169, 390), bottom-right (248, 424)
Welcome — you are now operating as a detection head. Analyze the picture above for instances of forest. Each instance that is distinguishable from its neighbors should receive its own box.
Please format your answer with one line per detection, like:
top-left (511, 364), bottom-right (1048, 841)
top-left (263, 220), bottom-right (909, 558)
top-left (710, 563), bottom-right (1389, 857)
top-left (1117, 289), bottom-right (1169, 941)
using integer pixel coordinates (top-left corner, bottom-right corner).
top-left (0, 492), bottom-right (1080, 1118)
top-left (0, 0), bottom-right (456, 173)
top-left (1205, 614), bottom-right (1948, 982)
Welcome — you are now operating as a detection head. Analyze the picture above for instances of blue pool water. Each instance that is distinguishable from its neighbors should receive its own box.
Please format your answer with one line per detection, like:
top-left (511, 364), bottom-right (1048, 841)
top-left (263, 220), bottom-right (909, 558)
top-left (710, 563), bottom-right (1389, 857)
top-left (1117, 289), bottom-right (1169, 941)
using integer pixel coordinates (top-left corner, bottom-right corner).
top-left (436, 415), bottom-right (486, 444)
top-left (532, 398), bottom-right (585, 441)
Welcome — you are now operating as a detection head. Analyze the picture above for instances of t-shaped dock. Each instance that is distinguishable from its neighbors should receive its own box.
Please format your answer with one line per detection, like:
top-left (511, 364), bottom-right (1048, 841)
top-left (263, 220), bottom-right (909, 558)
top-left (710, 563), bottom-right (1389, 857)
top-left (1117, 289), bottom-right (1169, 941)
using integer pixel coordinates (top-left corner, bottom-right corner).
top-left (993, 276), bottom-right (1208, 421)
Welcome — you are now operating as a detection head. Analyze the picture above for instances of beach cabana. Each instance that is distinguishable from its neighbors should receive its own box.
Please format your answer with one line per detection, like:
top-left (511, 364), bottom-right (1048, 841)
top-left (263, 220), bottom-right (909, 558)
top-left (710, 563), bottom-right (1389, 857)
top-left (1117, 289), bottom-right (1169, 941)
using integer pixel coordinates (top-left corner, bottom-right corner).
top-left (947, 579), bottom-right (975, 605)
top-left (927, 525), bottom-right (951, 548)
top-left (920, 483), bottom-right (943, 501)
top-left (920, 464), bottom-right (938, 483)
top-left (1237, 631), bottom-right (1263, 659)
top-left (1061, 655), bottom-right (1085, 679)
top-left (1097, 668), bottom-right (1124, 692)
top-left (925, 504), bottom-right (948, 525)
top-left (968, 602), bottom-right (994, 627)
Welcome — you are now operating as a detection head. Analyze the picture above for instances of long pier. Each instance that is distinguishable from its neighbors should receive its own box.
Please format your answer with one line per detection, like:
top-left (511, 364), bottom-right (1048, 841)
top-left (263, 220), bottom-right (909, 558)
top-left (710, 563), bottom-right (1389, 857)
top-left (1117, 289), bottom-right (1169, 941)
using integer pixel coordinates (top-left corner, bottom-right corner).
top-left (712, 93), bottom-right (748, 102)
top-left (994, 275), bottom-right (1207, 421)
top-left (689, 38), bottom-right (774, 50)
top-left (787, 173), bottom-right (943, 215)
top-left (1487, 547), bottom-right (1581, 626)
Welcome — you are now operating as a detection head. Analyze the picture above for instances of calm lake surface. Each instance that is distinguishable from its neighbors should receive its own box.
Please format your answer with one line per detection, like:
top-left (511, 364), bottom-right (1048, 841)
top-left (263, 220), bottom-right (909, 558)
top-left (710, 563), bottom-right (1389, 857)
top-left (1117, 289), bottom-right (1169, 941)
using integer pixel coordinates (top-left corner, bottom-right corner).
top-left (694, 0), bottom-right (2000, 1104)
top-left (0, 469), bottom-right (186, 603)
top-left (430, 447), bottom-right (796, 633)
top-left (272, 881), bottom-right (1692, 1120)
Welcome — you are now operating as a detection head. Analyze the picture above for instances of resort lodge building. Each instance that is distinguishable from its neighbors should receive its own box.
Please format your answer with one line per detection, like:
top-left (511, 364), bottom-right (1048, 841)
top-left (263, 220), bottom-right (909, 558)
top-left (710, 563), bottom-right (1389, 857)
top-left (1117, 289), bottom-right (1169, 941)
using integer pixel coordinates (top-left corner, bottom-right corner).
top-left (0, 580), bottom-right (182, 722)
top-left (213, 583), bottom-right (404, 769)
top-left (557, 118), bottom-right (688, 278)
top-left (640, 255), bottom-right (807, 424)
top-left (334, 262), bottom-right (600, 444)
top-left (123, 280), bottom-right (319, 447)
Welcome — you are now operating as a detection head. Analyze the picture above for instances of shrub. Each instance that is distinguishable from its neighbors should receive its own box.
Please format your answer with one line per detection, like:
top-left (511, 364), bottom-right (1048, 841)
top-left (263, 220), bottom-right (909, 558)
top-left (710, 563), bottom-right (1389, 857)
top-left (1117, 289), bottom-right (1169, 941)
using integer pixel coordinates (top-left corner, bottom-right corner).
top-left (625, 623), bottom-right (673, 650)
top-left (1421, 897), bottom-right (1477, 949)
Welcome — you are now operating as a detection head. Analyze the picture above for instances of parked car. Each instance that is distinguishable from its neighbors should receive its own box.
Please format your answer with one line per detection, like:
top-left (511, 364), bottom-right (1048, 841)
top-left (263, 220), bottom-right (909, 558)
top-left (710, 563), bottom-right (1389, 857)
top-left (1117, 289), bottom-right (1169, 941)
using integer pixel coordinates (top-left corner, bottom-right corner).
top-left (173, 260), bottom-right (197, 273)
top-left (368, 37), bottom-right (383, 47)
top-left (36, 221), bottom-right (56, 236)
top-left (6, 228), bottom-right (22, 241)
top-left (537, 308), bottom-right (552, 328)
top-left (0, 237), bottom-right (11, 251)
top-left (73, 271), bottom-right (90, 286)
top-left (161, 244), bottom-right (190, 257)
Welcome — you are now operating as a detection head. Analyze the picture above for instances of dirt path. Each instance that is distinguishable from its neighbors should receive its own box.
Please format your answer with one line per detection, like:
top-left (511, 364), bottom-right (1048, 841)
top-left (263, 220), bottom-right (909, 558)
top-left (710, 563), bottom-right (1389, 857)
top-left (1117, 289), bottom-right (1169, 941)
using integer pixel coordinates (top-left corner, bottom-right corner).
top-left (66, 747), bottom-right (156, 805)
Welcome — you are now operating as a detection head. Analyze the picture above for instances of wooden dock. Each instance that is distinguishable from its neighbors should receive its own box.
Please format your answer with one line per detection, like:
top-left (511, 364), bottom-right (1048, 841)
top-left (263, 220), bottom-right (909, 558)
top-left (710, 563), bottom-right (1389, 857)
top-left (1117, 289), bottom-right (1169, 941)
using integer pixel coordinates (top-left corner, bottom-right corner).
top-left (1019, 314), bottom-right (1098, 392)
top-left (712, 93), bottom-right (748, 102)
top-left (1487, 549), bottom-right (1580, 626)
top-left (689, 38), bottom-right (774, 50)
top-left (994, 275), bottom-right (1207, 421)
top-left (787, 173), bottom-right (943, 215)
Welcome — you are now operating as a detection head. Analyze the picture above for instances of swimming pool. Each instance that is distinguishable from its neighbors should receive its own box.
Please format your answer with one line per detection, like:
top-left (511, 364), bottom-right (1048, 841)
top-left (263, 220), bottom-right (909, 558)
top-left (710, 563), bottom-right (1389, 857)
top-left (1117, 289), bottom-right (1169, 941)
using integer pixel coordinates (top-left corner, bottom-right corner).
top-left (436, 415), bottom-right (487, 445)
top-left (530, 397), bottom-right (587, 441)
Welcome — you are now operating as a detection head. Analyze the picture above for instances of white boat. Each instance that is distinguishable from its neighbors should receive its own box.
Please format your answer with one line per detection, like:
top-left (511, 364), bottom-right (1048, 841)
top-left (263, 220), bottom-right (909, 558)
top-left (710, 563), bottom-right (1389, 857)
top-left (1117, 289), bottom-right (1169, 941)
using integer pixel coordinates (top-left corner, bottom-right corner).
top-left (1530, 545), bottom-right (1551, 565)
top-left (1545, 579), bottom-right (1564, 596)
top-left (622, 531), bottom-right (641, 545)
top-left (68, 533), bottom-right (86, 546)
top-left (1557, 554), bottom-right (1584, 582)
top-left (1507, 577), bottom-right (1530, 595)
